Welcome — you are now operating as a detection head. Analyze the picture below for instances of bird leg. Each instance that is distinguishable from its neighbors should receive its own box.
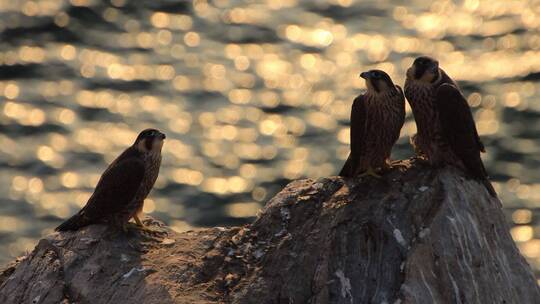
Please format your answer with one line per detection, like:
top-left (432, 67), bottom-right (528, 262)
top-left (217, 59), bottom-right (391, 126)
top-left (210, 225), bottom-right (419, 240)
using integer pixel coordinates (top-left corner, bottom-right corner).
top-left (133, 215), bottom-right (144, 227)
top-left (122, 220), bottom-right (149, 232)
top-left (358, 166), bottom-right (381, 178)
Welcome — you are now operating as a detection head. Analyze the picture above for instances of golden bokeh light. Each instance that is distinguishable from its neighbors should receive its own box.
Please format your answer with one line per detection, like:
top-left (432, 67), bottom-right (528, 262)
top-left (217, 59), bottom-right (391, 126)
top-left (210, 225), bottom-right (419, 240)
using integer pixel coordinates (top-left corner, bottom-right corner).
top-left (511, 226), bottom-right (534, 243)
top-left (226, 202), bottom-right (260, 218)
top-left (513, 209), bottom-right (533, 224)
top-left (184, 32), bottom-right (200, 47)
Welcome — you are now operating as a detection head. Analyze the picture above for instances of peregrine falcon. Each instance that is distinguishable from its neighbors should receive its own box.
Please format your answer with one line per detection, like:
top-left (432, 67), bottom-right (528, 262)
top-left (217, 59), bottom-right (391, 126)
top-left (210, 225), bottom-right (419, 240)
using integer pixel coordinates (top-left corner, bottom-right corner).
top-left (339, 70), bottom-right (405, 178)
top-left (56, 128), bottom-right (166, 232)
top-left (404, 56), bottom-right (496, 197)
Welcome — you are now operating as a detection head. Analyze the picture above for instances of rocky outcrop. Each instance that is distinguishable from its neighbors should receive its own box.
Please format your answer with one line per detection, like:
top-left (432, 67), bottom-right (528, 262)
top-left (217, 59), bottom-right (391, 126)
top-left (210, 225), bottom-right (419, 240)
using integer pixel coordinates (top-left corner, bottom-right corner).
top-left (1, 159), bottom-right (538, 304)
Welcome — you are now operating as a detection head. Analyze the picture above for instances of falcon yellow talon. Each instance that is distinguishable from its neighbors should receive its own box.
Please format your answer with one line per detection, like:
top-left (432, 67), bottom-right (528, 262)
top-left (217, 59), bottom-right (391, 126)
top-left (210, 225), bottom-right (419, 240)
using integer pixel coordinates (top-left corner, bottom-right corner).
top-left (358, 167), bottom-right (381, 178)
top-left (133, 215), bottom-right (144, 227)
top-left (129, 217), bottom-right (165, 235)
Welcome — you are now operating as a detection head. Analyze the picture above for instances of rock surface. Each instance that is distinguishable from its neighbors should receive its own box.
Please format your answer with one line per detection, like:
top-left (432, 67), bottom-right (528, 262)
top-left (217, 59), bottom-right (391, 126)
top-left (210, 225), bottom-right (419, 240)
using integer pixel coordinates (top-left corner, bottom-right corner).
top-left (1, 159), bottom-right (538, 304)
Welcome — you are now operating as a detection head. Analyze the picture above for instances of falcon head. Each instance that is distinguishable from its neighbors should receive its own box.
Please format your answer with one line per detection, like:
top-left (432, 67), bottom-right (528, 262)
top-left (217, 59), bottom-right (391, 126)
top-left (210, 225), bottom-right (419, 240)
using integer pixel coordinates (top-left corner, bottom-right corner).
top-left (135, 128), bottom-right (166, 153)
top-left (407, 56), bottom-right (440, 83)
top-left (360, 69), bottom-right (396, 94)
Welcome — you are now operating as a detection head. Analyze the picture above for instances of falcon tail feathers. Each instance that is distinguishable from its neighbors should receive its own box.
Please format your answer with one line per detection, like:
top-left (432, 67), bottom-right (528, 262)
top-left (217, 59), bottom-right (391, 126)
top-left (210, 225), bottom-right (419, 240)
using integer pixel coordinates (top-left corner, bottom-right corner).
top-left (55, 213), bottom-right (89, 231)
top-left (481, 179), bottom-right (497, 198)
top-left (339, 156), bottom-right (353, 177)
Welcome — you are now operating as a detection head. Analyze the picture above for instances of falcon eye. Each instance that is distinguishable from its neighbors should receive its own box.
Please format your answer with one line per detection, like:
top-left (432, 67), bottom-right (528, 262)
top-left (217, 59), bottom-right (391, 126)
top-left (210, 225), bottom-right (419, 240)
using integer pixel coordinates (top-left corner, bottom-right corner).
top-left (416, 58), bottom-right (429, 65)
top-left (142, 130), bottom-right (157, 138)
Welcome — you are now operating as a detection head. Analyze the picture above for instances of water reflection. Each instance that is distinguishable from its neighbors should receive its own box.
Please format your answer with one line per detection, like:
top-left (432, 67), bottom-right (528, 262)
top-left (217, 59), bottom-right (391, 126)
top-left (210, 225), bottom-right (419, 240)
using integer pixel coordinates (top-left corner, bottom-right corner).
top-left (0, 0), bottom-right (539, 277)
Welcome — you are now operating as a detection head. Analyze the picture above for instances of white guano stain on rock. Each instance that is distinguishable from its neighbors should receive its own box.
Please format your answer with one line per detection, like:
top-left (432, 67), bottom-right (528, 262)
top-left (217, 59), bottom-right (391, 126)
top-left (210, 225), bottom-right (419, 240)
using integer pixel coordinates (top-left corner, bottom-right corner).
top-left (120, 254), bottom-right (130, 262)
top-left (80, 237), bottom-right (98, 245)
top-left (312, 182), bottom-right (324, 190)
top-left (420, 270), bottom-right (435, 302)
top-left (253, 248), bottom-right (264, 259)
top-left (280, 207), bottom-right (290, 221)
top-left (335, 269), bottom-right (353, 302)
top-left (393, 229), bottom-right (407, 247)
top-left (419, 228), bottom-right (430, 239)
top-left (122, 267), bottom-right (146, 279)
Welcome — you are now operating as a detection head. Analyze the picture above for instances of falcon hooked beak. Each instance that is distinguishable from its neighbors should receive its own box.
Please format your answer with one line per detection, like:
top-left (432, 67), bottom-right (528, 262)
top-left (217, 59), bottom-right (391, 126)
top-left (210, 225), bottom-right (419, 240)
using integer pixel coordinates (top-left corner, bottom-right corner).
top-left (360, 70), bottom-right (396, 94)
top-left (407, 56), bottom-right (440, 83)
top-left (135, 128), bottom-right (166, 153)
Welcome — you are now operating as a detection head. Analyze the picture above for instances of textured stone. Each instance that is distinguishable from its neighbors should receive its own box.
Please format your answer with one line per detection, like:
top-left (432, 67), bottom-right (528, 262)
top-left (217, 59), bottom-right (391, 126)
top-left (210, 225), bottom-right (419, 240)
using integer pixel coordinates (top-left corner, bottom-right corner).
top-left (1, 159), bottom-right (538, 304)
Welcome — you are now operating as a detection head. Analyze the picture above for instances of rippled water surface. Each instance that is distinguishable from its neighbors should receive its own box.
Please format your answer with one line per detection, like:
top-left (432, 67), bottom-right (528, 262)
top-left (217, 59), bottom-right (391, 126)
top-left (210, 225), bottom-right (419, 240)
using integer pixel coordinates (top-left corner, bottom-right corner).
top-left (0, 0), bottom-right (539, 276)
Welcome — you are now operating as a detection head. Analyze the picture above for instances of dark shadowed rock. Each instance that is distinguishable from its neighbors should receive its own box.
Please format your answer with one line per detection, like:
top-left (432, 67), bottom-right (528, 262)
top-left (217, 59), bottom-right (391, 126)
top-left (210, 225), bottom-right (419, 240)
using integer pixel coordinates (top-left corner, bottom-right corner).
top-left (1, 159), bottom-right (538, 304)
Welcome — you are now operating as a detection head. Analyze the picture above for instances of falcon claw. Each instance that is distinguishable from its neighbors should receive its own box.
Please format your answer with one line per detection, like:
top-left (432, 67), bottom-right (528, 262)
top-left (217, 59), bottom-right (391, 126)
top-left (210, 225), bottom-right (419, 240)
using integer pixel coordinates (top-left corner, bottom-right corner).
top-left (358, 167), bottom-right (381, 179)
top-left (131, 215), bottom-right (167, 236)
